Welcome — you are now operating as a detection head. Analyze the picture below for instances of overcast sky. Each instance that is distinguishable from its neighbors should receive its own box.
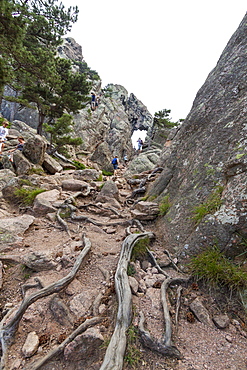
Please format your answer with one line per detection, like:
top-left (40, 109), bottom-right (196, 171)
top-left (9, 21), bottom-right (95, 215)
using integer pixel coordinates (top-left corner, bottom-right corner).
top-left (62, 1), bottom-right (246, 122)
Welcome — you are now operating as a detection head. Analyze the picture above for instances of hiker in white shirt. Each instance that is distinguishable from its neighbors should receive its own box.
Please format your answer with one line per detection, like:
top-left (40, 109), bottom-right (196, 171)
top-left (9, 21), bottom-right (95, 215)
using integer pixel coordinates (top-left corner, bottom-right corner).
top-left (0, 120), bottom-right (9, 154)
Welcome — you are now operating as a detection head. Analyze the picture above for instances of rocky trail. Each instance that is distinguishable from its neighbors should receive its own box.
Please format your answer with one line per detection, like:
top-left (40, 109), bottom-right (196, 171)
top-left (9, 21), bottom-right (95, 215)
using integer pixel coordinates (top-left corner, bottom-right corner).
top-left (0, 167), bottom-right (246, 370)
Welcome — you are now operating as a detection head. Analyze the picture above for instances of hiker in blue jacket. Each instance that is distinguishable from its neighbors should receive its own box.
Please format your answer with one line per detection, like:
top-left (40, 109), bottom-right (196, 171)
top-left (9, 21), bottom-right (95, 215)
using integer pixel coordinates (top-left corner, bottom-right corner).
top-left (137, 137), bottom-right (143, 151)
top-left (91, 92), bottom-right (96, 111)
top-left (112, 155), bottom-right (118, 175)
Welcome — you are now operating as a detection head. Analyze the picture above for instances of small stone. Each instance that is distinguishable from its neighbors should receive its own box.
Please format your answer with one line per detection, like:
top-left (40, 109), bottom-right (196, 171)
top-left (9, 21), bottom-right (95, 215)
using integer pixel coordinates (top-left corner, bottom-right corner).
top-left (105, 228), bottom-right (116, 234)
top-left (99, 304), bottom-right (106, 314)
top-left (225, 334), bottom-right (233, 343)
top-left (128, 276), bottom-right (139, 295)
top-left (213, 314), bottom-right (230, 329)
top-left (22, 331), bottom-right (39, 357)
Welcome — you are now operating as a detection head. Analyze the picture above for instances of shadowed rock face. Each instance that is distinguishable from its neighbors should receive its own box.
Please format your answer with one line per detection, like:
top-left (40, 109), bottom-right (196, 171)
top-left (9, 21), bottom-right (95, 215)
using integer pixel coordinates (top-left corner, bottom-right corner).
top-left (148, 13), bottom-right (247, 257)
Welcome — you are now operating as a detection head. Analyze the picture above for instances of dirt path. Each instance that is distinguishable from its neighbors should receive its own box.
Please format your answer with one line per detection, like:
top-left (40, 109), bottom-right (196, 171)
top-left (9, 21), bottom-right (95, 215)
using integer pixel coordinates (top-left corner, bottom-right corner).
top-left (0, 171), bottom-right (246, 370)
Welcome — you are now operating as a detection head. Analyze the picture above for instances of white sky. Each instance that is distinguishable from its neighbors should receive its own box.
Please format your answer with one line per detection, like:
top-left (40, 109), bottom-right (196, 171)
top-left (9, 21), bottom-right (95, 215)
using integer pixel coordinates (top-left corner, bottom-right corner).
top-left (62, 0), bottom-right (246, 121)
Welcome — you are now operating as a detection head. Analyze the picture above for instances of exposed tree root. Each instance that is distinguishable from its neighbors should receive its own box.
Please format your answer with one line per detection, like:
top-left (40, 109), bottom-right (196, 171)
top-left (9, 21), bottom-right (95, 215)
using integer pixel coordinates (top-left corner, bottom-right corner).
top-left (126, 219), bottom-right (145, 235)
top-left (78, 202), bottom-right (124, 218)
top-left (163, 249), bottom-right (183, 273)
top-left (161, 278), bottom-right (188, 347)
top-left (0, 234), bottom-right (91, 370)
top-left (126, 179), bottom-right (143, 186)
top-left (56, 209), bottom-right (71, 237)
top-left (100, 232), bottom-right (155, 370)
top-left (63, 191), bottom-right (83, 205)
top-left (71, 212), bottom-right (131, 227)
top-left (126, 187), bottom-right (146, 199)
top-left (21, 277), bottom-right (44, 298)
top-left (161, 278), bottom-right (173, 346)
top-left (147, 167), bottom-right (164, 180)
top-left (26, 316), bottom-right (103, 370)
top-left (138, 277), bottom-right (189, 360)
top-left (138, 311), bottom-right (181, 359)
top-left (175, 286), bottom-right (183, 326)
top-left (146, 248), bottom-right (170, 278)
top-left (0, 255), bottom-right (21, 264)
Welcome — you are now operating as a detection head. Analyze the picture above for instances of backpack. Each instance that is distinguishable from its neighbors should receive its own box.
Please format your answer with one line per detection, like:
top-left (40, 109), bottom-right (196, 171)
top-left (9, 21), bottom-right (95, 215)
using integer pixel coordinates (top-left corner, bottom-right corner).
top-left (112, 158), bottom-right (117, 165)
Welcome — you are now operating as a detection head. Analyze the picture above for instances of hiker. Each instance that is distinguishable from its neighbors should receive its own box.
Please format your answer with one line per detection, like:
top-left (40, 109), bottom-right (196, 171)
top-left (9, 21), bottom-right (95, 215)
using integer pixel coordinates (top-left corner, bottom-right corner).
top-left (95, 95), bottom-right (100, 109)
top-left (8, 136), bottom-right (25, 161)
top-left (123, 154), bottom-right (128, 166)
top-left (91, 92), bottom-right (96, 111)
top-left (0, 120), bottom-right (9, 154)
top-left (112, 155), bottom-right (118, 175)
top-left (137, 137), bottom-right (143, 151)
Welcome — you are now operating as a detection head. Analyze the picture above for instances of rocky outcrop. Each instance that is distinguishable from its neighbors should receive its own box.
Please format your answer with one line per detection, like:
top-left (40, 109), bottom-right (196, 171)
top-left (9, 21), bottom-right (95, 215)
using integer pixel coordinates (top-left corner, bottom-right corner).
top-left (1, 38), bottom-right (154, 172)
top-left (147, 14), bottom-right (247, 258)
top-left (0, 120), bottom-right (64, 175)
top-left (72, 83), bottom-right (153, 171)
top-left (57, 37), bottom-right (83, 63)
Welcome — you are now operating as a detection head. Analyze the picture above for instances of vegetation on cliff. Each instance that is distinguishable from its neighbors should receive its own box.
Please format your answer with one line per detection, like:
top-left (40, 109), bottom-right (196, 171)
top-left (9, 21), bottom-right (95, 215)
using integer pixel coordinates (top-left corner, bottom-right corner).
top-left (0, 0), bottom-right (91, 135)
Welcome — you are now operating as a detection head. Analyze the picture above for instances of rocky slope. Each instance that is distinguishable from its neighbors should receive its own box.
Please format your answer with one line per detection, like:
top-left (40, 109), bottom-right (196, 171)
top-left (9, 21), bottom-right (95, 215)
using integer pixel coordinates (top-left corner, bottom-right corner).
top-left (0, 164), bottom-right (246, 370)
top-left (147, 13), bottom-right (247, 259)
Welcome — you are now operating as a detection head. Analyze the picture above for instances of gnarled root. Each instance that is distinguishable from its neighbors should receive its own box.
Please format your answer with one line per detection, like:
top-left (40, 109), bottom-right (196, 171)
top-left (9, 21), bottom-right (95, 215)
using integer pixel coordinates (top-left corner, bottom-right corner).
top-left (138, 311), bottom-right (181, 359)
top-left (26, 316), bottom-right (103, 370)
top-left (100, 232), bottom-right (155, 370)
top-left (0, 234), bottom-right (91, 370)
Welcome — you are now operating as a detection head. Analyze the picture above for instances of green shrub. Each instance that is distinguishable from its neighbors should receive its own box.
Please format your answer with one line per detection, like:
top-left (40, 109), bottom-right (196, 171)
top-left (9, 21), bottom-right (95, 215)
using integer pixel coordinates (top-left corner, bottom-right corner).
top-left (236, 153), bottom-right (245, 159)
top-left (189, 246), bottom-right (247, 291)
top-left (159, 195), bottom-right (171, 216)
top-left (124, 325), bottom-right (141, 368)
top-left (97, 173), bottom-right (103, 181)
top-left (127, 263), bottom-right (136, 276)
top-left (72, 160), bottom-right (86, 170)
top-left (192, 186), bottom-right (224, 225)
top-left (59, 209), bottom-right (71, 219)
top-left (14, 188), bottom-right (46, 205)
top-left (19, 179), bottom-right (33, 186)
top-left (102, 170), bottom-right (113, 176)
top-left (28, 168), bottom-right (44, 175)
top-left (131, 237), bottom-right (149, 261)
top-left (21, 264), bottom-right (33, 280)
top-left (140, 196), bottom-right (148, 201)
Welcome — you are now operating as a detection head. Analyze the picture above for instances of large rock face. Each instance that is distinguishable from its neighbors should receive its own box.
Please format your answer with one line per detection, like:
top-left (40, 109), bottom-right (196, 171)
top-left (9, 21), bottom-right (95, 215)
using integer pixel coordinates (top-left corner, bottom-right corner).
top-left (148, 14), bottom-right (247, 258)
top-left (1, 38), bottom-right (153, 172)
top-left (73, 83), bottom-right (153, 171)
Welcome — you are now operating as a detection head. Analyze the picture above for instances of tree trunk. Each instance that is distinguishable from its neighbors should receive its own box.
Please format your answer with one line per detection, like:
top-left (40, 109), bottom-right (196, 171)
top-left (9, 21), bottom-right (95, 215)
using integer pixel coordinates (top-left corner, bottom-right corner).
top-left (37, 111), bottom-right (45, 135)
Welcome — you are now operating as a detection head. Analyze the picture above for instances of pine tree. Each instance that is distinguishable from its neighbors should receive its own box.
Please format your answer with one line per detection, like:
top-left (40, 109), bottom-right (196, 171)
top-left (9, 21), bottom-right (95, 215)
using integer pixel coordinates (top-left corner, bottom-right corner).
top-left (0, 0), bottom-right (90, 134)
top-left (43, 113), bottom-right (83, 156)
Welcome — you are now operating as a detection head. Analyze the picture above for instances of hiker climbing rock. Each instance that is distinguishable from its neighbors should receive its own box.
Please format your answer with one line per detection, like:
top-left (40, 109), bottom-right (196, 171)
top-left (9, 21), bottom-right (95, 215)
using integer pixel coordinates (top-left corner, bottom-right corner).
top-left (111, 155), bottom-right (119, 175)
top-left (0, 120), bottom-right (9, 154)
top-left (91, 92), bottom-right (96, 111)
top-left (8, 136), bottom-right (25, 162)
top-left (137, 137), bottom-right (143, 151)
top-left (95, 95), bottom-right (101, 109)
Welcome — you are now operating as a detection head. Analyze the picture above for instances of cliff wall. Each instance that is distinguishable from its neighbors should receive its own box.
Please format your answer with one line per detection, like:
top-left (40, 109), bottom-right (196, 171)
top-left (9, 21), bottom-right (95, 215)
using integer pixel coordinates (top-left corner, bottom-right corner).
top-left (148, 13), bottom-right (247, 258)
